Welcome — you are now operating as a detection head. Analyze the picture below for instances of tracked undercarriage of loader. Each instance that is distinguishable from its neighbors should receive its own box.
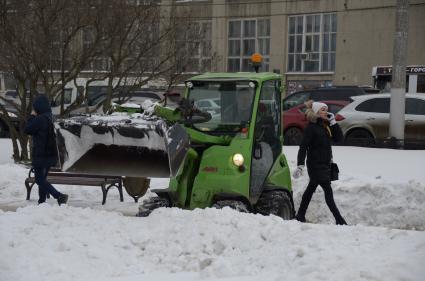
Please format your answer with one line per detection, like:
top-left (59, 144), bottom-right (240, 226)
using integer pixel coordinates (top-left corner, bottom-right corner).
top-left (55, 72), bottom-right (295, 219)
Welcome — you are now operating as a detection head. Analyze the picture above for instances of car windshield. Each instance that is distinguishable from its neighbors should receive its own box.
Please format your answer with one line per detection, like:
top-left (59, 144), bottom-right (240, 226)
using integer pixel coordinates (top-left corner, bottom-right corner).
top-left (112, 92), bottom-right (161, 105)
top-left (187, 80), bottom-right (256, 133)
top-left (87, 86), bottom-right (109, 106)
top-left (283, 92), bottom-right (310, 110)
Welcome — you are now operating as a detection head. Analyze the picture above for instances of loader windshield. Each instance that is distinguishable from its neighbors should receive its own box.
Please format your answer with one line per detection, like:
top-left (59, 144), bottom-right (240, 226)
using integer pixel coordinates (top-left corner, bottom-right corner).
top-left (188, 80), bottom-right (256, 133)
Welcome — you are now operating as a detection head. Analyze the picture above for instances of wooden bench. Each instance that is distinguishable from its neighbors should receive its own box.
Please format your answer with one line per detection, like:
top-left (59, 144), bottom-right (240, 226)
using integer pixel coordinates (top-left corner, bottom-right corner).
top-left (25, 168), bottom-right (124, 205)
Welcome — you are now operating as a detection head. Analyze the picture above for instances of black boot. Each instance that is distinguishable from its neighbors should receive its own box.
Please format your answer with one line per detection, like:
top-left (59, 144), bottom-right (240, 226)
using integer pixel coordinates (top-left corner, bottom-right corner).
top-left (57, 194), bottom-right (68, 205)
top-left (295, 213), bottom-right (306, 223)
top-left (336, 216), bottom-right (347, 225)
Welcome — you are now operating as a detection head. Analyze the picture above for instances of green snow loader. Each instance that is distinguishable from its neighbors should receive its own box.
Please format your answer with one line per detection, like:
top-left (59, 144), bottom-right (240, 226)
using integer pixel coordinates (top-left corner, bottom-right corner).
top-left (55, 72), bottom-right (294, 219)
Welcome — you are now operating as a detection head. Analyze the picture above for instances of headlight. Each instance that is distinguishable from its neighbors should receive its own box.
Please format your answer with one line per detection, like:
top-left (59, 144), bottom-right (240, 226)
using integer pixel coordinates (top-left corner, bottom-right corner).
top-left (7, 112), bottom-right (17, 118)
top-left (232, 153), bottom-right (244, 167)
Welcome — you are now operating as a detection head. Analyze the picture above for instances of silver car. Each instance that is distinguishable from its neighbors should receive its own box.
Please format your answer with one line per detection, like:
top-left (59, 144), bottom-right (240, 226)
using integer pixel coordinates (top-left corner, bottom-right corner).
top-left (336, 93), bottom-right (425, 144)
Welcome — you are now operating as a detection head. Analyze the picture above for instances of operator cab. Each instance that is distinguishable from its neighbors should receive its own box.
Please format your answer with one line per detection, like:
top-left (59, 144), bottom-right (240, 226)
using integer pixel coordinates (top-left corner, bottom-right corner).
top-left (186, 73), bottom-right (283, 166)
top-left (187, 79), bottom-right (256, 135)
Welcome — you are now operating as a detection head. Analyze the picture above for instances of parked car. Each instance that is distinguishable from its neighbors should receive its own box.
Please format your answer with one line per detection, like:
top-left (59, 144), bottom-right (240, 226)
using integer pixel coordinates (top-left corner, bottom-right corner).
top-left (360, 86), bottom-right (381, 94)
top-left (71, 90), bottom-right (163, 114)
top-left (283, 100), bottom-right (350, 145)
top-left (2, 90), bottom-right (18, 101)
top-left (0, 105), bottom-right (20, 137)
top-left (194, 98), bottom-right (221, 114)
top-left (0, 90), bottom-right (40, 106)
top-left (336, 93), bottom-right (425, 145)
top-left (283, 86), bottom-right (368, 111)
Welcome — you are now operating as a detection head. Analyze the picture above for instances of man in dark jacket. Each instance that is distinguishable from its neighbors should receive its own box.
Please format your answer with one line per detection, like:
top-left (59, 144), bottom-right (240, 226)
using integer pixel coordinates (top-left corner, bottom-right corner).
top-left (25, 95), bottom-right (68, 205)
top-left (293, 101), bottom-right (346, 225)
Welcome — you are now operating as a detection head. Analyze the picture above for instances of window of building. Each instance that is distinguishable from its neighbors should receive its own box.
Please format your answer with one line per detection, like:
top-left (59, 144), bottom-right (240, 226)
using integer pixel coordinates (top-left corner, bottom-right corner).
top-left (176, 20), bottom-right (212, 73)
top-left (126, 21), bottom-right (161, 72)
top-left (228, 18), bottom-right (270, 72)
top-left (82, 28), bottom-right (110, 71)
top-left (287, 13), bottom-right (337, 73)
top-left (175, 0), bottom-right (209, 2)
top-left (50, 28), bottom-right (74, 70)
top-left (196, 21), bottom-right (212, 73)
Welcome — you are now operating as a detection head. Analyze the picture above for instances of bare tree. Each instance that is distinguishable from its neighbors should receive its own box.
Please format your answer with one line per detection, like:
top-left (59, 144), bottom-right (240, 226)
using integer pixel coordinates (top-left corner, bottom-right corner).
top-left (0, 0), bottom-right (213, 163)
top-left (0, 0), bottom-right (42, 162)
top-left (0, 0), bottom-right (100, 162)
top-left (82, 1), bottom-right (212, 113)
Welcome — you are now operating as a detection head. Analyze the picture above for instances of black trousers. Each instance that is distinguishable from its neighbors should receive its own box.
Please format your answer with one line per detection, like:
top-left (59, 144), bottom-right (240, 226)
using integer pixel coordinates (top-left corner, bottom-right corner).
top-left (34, 166), bottom-right (61, 203)
top-left (297, 180), bottom-right (346, 224)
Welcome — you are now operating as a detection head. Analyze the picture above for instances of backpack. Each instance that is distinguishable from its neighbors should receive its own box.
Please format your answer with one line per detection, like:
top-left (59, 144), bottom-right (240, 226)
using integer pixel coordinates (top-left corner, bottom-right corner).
top-left (44, 116), bottom-right (58, 158)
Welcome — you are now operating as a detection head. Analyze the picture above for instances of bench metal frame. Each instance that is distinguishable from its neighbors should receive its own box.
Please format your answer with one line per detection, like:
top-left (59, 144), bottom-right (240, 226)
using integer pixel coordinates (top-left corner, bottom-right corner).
top-left (25, 168), bottom-right (124, 205)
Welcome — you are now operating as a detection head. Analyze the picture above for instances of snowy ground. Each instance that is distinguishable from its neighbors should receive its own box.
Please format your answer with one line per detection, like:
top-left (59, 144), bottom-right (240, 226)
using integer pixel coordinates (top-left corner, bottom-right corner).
top-left (0, 139), bottom-right (424, 281)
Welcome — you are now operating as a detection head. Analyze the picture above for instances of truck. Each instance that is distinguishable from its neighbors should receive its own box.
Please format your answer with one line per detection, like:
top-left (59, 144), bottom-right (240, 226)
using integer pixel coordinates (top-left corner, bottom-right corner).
top-left (55, 70), bottom-right (295, 219)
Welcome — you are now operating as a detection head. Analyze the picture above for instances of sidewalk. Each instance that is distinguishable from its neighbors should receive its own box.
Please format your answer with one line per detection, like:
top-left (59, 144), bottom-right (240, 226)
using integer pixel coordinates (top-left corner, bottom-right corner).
top-left (0, 196), bottom-right (141, 216)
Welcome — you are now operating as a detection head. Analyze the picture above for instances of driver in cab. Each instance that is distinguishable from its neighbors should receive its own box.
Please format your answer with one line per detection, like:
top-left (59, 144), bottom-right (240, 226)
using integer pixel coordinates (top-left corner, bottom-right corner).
top-left (237, 88), bottom-right (254, 122)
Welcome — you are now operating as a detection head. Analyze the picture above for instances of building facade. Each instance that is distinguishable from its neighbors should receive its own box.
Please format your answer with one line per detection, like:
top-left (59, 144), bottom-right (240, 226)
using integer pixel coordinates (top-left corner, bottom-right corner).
top-left (1, 0), bottom-right (423, 95)
top-left (169, 0), bottom-right (425, 95)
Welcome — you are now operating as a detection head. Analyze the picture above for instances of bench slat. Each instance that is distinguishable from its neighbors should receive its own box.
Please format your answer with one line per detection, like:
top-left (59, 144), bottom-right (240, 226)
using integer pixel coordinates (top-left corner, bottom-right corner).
top-left (25, 170), bottom-right (124, 205)
top-left (45, 173), bottom-right (121, 180)
top-left (26, 177), bottom-right (120, 185)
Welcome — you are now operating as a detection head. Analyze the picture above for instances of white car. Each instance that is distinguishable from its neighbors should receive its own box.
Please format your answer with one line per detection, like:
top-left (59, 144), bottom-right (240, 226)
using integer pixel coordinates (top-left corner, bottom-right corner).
top-left (336, 93), bottom-right (425, 145)
top-left (194, 98), bottom-right (221, 114)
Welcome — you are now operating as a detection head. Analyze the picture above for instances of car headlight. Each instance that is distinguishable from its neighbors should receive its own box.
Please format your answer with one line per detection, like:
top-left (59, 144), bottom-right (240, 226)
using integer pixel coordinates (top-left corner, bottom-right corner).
top-left (186, 81), bottom-right (193, 89)
top-left (7, 112), bottom-right (17, 118)
top-left (232, 153), bottom-right (244, 167)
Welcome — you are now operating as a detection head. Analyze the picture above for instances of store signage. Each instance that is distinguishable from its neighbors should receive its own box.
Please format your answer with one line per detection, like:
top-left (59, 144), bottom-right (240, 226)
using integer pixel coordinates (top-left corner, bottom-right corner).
top-left (376, 66), bottom-right (425, 75)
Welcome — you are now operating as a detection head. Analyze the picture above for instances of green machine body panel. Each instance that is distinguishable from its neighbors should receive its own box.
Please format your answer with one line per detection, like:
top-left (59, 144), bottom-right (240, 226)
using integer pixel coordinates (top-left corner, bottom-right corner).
top-left (158, 72), bottom-right (292, 210)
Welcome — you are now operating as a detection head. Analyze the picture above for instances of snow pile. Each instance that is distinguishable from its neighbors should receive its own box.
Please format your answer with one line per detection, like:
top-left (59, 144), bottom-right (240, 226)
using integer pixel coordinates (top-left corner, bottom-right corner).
top-left (293, 176), bottom-right (425, 230)
top-left (1, 205), bottom-right (424, 281)
top-left (56, 114), bottom-right (170, 171)
top-left (1, 140), bottom-right (425, 280)
top-left (59, 112), bottom-right (161, 128)
top-left (1, 141), bottom-right (425, 230)
top-left (285, 146), bottom-right (425, 230)
top-left (0, 164), bottom-right (29, 205)
top-left (141, 99), bottom-right (156, 112)
top-left (116, 102), bottom-right (142, 109)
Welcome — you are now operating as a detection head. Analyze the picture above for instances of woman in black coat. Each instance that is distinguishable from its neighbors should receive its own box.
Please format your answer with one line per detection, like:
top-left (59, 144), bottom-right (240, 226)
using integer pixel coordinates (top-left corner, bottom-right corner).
top-left (293, 101), bottom-right (346, 225)
top-left (25, 95), bottom-right (68, 205)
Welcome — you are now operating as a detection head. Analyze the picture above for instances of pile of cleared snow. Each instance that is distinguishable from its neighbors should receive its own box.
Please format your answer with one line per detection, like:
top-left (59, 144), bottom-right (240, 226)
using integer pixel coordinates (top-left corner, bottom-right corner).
top-left (1, 140), bottom-right (425, 280)
top-left (1, 206), bottom-right (424, 281)
top-left (285, 146), bottom-right (425, 230)
top-left (55, 112), bottom-right (170, 171)
top-left (292, 176), bottom-right (425, 230)
top-left (1, 140), bottom-right (425, 230)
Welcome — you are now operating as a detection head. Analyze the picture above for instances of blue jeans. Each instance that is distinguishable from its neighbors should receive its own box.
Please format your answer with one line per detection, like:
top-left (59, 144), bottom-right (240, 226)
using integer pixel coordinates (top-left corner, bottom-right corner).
top-left (34, 166), bottom-right (61, 203)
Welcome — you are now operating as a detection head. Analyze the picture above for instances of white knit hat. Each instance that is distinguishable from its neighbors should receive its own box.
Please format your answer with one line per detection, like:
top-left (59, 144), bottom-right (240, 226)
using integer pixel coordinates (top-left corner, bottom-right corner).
top-left (312, 102), bottom-right (328, 114)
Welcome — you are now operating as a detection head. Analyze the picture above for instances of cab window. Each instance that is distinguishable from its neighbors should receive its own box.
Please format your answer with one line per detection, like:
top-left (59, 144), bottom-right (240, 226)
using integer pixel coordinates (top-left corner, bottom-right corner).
top-left (256, 80), bottom-right (281, 160)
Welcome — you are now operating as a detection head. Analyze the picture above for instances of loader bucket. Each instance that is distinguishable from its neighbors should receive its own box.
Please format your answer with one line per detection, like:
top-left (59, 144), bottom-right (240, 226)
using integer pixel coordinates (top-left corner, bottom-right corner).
top-left (55, 114), bottom-right (189, 178)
